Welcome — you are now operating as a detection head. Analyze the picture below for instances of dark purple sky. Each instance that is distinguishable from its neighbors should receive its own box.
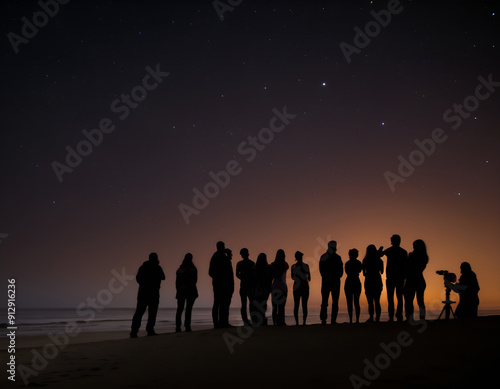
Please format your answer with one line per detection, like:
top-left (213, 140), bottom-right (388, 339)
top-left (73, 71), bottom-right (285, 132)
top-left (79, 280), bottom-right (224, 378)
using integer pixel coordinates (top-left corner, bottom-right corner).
top-left (1, 0), bottom-right (499, 309)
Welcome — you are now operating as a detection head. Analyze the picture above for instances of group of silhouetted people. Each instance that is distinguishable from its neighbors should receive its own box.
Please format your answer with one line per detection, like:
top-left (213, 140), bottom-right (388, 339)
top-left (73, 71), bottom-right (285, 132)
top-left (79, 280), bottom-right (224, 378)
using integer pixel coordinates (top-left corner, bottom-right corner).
top-left (129, 235), bottom-right (480, 337)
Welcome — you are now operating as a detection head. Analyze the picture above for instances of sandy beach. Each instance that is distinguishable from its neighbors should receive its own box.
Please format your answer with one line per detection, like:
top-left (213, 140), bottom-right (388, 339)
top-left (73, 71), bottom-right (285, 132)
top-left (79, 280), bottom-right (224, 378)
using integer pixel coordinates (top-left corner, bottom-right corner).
top-left (5, 316), bottom-right (499, 388)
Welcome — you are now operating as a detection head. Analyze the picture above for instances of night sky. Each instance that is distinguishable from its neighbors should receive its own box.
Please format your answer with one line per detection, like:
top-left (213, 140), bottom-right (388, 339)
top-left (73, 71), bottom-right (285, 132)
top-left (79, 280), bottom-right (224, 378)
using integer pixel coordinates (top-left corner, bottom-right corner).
top-left (1, 0), bottom-right (499, 311)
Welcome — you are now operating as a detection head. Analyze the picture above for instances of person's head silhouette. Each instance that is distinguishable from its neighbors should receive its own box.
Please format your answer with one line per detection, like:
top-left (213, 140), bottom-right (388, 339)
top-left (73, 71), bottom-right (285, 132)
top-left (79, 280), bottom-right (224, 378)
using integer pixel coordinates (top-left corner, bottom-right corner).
top-left (240, 248), bottom-right (249, 260)
top-left (225, 248), bottom-right (233, 260)
top-left (149, 252), bottom-right (159, 264)
top-left (327, 241), bottom-right (337, 253)
top-left (181, 253), bottom-right (193, 267)
top-left (275, 249), bottom-right (286, 263)
top-left (216, 241), bottom-right (225, 252)
top-left (348, 248), bottom-right (358, 260)
top-left (390, 235), bottom-right (401, 247)
top-left (460, 261), bottom-right (472, 274)
top-left (256, 253), bottom-right (268, 266)
top-left (413, 239), bottom-right (426, 253)
top-left (295, 251), bottom-right (304, 262)
top-left (365, 244), bottom-right (377, 257)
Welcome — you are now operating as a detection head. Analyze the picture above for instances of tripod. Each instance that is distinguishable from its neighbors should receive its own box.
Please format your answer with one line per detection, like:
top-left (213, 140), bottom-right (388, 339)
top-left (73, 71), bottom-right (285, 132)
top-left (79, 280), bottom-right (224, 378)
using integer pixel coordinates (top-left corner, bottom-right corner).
top-left (437, 286), bottom-right (456, 320)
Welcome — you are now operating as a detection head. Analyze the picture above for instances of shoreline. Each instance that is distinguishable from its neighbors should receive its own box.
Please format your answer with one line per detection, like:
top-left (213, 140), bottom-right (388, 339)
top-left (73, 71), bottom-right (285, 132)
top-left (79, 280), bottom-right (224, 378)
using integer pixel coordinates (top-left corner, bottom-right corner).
top-left (7, 312), bottom-right (500, 349)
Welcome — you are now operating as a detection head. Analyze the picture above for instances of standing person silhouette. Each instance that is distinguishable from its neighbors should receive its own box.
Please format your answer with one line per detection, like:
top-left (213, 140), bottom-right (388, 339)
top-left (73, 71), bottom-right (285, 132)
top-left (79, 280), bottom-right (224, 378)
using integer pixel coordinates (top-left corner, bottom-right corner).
top-left (130, 252), bottom-right (166, 338)
top-left (379, 235), bottom-right (407, 322)
top-left (209, 241), bottom-right (235, 328)
top-left (271, 249), bottom-right (289, 326)
top-left (344, 249), bottom-right (362, 324)
top-left (175, 253), bottom-right (198, 332)
top-left (363, 245), bottom-right (384, 323)
top-left (254, 253), bottom-right (272, 325)
top-left (236, 248), bottom-right (257, 326)
top-left (319, 241), bottom-right (344, 324)
top-left (404, 239), bottom-right (428, 321)
top-left (291, 251), bottom-right (311, 325)
top-left (445, 262), bottom-right (480, 318)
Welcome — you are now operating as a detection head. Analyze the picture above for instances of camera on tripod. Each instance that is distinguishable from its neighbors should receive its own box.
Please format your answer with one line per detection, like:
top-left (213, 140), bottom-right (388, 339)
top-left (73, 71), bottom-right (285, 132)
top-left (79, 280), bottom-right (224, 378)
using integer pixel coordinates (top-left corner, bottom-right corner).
top-left (436, 270), bottom-right (456, 283)
top-left (436, 270), bottom-right (457, 319)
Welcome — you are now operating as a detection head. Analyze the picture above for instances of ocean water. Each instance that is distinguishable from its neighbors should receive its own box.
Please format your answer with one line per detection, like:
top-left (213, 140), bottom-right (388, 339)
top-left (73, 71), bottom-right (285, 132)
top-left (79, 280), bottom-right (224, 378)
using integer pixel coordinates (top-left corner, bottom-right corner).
top-left (1, 306), bottom-right (499, 338)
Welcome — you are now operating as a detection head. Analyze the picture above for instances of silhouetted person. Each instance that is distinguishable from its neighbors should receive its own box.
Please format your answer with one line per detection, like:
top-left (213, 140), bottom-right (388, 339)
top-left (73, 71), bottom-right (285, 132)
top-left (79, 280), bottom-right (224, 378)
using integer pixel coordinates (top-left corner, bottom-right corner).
top-left (445, 262), bottom-right (480, 318)
top-left (254, 253), bottom-right (272, 325)
top-left (291, 251), bottom-right (311, 325)
top-left (319, 241), bottom-right (343, 324)
top-left (344, 248), bottom-right (362, 324)
top-left (130, 252), bottom-right (165, 338)
top-left (363, 244), bottom-right (384, 323)
top-left (379, 234), bottom-right (407, 322)
top-left (175, 253), bottom-right (198, 332)
top-left (404, 239), bottom-right (428, 321)
top-left (209, 241), bottom-right (235, 328)
top-left (236, 248), bottom-right (257, 326)
top-left (271, 249), bottom-right (289, 326)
